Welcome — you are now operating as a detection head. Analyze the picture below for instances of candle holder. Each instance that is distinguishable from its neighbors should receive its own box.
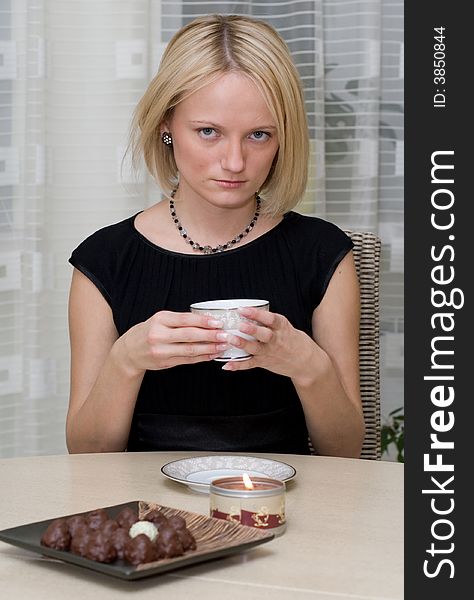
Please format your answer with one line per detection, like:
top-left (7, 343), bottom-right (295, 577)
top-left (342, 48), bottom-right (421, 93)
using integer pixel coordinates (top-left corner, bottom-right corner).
top-left (209, 476), bottom-right (286, 536)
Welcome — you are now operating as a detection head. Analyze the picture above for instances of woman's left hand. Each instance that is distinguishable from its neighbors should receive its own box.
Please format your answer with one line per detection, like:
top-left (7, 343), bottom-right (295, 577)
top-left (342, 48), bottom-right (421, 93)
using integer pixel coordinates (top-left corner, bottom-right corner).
top-left (221, 307), bottom-right (318, 381)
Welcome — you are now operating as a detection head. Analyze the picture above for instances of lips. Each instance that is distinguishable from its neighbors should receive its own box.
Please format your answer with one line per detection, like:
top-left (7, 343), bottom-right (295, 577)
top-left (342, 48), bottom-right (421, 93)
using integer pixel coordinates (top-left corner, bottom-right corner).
top-left (214, 179), bottom-right (247, 188)
top-left (215, 179), bottom-right (246, 183)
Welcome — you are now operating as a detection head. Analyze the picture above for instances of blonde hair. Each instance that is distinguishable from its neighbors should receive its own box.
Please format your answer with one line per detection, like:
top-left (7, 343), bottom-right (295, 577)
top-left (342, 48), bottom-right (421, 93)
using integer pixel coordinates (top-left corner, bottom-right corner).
top-left (126, 14), bottom-right (309, 216)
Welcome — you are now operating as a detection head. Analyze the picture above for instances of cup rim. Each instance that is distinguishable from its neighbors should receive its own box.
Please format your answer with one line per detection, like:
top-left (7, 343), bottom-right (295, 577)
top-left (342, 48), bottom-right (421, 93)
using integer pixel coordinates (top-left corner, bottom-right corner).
top-left (190, 299), bottom-right (269, 311)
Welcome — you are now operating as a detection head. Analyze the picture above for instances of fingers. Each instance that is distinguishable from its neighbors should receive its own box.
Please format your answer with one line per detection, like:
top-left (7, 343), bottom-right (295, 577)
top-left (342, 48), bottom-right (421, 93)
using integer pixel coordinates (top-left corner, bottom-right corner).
top-left (220, 333), bottom-right (260, 357)
top-left (156, 342), bottom-right (229, 360)
top-left (169, 326), bottom-right (227, 344)
top-left (236, 321), bottom-right (273, 344)
top-left (152, 311), bottom-right (225, 343)
top-left (166, 352), bottom-right (224, 367)
top-left (163, 356), bottom-right (215, 369)
top-left (222, 357), bottom-right (257, 372)
top-left (146, 310), bottom-right (282, 369)
top-left (157, 311), bottom-right (224, 330)
top-left (218, 309), bottom-right (285, 368)
top-left (145, 311), bottom-right (230, 368)
top-left (237, 307), bottom-right (281, 329)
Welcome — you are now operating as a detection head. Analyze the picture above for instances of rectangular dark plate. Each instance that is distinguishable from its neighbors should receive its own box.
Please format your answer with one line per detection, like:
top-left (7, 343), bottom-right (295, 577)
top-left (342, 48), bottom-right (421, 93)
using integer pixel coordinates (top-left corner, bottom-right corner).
top-left (0, 500), bottom-right (274, 580)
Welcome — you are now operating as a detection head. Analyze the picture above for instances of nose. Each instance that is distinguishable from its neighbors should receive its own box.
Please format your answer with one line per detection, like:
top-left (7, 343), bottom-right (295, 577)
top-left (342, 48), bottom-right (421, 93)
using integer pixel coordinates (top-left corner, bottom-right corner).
top-left (220, 138), bottom-right (245, 173)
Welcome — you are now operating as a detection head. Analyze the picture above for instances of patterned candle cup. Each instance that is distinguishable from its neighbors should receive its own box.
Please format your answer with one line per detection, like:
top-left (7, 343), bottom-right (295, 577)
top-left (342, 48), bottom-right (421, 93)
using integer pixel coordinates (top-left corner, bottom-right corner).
top-left (209, 476), bottom-right (286, 537)
top-left (190, 299), bottom-right (269, 361)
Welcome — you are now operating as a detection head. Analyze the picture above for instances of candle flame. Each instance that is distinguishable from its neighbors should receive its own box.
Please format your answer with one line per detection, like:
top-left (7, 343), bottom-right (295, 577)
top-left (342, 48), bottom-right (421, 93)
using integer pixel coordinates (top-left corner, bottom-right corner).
top-left (242, 473), bottom-right (254, 490)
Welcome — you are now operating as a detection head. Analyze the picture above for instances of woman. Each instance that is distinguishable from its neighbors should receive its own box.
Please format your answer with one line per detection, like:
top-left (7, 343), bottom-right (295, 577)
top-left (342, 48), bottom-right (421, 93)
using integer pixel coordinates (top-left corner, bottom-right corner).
top-left (67, 14), bottom-right (364, 457)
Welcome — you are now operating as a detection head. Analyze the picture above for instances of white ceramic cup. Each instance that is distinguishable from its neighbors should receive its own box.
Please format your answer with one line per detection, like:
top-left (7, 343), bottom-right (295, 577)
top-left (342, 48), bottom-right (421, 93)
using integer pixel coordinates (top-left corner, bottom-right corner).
top-left (190, 299), bottom-right (270, 361)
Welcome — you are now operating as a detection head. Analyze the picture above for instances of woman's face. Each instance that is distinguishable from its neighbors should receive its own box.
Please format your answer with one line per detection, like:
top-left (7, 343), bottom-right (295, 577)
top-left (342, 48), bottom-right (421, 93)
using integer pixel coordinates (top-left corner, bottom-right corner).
top-left (167, 72), bottom-right (279, 209)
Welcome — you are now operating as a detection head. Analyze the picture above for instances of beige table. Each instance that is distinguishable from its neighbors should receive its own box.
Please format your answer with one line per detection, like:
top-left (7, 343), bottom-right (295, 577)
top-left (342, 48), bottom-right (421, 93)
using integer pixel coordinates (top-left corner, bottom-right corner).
top-left (0, 452), bottom-right (403, 600)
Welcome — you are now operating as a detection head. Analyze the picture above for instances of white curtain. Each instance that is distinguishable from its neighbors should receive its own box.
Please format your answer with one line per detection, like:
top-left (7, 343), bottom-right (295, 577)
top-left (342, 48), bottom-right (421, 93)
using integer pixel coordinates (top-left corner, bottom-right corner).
top-left (0, 0), bottom-right (403, 457)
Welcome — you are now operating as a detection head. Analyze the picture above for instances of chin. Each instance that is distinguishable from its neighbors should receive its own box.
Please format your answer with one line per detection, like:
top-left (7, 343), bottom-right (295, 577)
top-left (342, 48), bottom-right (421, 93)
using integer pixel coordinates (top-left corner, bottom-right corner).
top-left (212, 192), bottom-right (255, 208)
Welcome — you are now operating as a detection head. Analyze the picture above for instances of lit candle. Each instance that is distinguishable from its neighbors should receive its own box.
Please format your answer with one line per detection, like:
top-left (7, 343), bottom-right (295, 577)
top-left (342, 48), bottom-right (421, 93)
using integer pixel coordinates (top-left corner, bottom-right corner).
top-left (210, 474), bottom-right (286, 536)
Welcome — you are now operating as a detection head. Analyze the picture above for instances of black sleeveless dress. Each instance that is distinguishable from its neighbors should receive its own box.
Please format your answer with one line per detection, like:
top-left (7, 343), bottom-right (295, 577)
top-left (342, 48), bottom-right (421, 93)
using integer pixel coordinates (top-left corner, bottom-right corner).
top-left (69, 210), bottom-right (353, 454)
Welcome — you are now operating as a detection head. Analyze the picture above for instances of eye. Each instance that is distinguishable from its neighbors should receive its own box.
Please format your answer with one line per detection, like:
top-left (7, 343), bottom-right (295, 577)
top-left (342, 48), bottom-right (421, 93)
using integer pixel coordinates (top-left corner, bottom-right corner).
top-left (249, 131), bottom-right (270, 142)
top-left (198, 127), bottom-right (217, 138)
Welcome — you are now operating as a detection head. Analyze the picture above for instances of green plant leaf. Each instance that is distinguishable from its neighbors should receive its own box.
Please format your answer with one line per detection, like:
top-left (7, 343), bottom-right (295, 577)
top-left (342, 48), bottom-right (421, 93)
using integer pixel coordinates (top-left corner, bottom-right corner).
top-left (381, 407), bottom-right (404, 460)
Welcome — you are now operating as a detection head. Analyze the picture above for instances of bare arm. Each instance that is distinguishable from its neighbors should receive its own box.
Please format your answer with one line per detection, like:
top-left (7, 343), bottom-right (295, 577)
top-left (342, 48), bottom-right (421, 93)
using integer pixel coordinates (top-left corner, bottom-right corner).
top-left (66, 269), bottom-right (228, 453)
top-left (292, 252), bottom-right (365, 457)
top-left (66, 269), bottom-right (144, 453)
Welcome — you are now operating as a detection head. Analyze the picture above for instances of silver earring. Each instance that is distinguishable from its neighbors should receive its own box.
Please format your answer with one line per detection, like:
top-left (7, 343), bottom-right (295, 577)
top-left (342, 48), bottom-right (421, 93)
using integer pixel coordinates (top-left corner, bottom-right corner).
top-left (161, 132), bottom-right (172, 146)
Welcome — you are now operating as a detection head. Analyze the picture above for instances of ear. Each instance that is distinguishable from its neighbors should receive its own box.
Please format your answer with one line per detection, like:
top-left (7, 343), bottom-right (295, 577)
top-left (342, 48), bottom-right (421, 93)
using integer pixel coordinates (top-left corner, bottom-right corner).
top-left (160, 119), bottom-right (171, 135)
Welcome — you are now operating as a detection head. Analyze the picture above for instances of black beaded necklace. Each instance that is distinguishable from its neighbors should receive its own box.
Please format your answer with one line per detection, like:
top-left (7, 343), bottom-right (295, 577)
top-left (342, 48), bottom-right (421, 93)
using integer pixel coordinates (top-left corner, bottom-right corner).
top-left (169, 188), bottom-right (261, 254)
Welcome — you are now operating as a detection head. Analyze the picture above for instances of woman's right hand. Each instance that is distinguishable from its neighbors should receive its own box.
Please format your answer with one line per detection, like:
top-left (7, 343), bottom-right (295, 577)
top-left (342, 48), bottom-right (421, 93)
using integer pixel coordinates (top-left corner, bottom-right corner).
top-left (115, 310), bottom-right (228, 374)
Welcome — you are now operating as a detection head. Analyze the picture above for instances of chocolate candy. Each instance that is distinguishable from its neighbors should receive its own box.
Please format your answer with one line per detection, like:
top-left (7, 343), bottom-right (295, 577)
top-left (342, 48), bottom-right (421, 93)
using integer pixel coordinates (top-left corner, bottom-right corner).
top-left (156, 525), bottom-right (184, 558)
top-left (146, 509), bottom-right (169, 529)
top-left (177, 528), bottom-right (197, 551)
top-left (40, 506), bottom-right (197, 566)
top-left (167, 515), bottom-right (186, 531)
top-left (40, 518), bottom-right (71, 550)
top-left (84, 530), bottom-right (117, 563)
top-left (100, 519), bottom-right (119, 537)
top-left (110, 527), bottom-right (130, 559)
top-left (124, 534), bottom-right (157, 565)
top-left (86, 508), bottom-right (108, 530)
top-left (66, 515), bottom-right (88, 537)
top-left (116, 507), bottom-right (138, 530)
top-left (70, 529), bottom-right (91, 556)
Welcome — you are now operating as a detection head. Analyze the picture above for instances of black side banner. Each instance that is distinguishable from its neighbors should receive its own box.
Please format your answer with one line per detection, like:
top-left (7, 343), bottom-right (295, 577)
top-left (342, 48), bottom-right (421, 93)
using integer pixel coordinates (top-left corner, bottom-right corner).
top-left (405, 2), bottom-right (469, 597)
